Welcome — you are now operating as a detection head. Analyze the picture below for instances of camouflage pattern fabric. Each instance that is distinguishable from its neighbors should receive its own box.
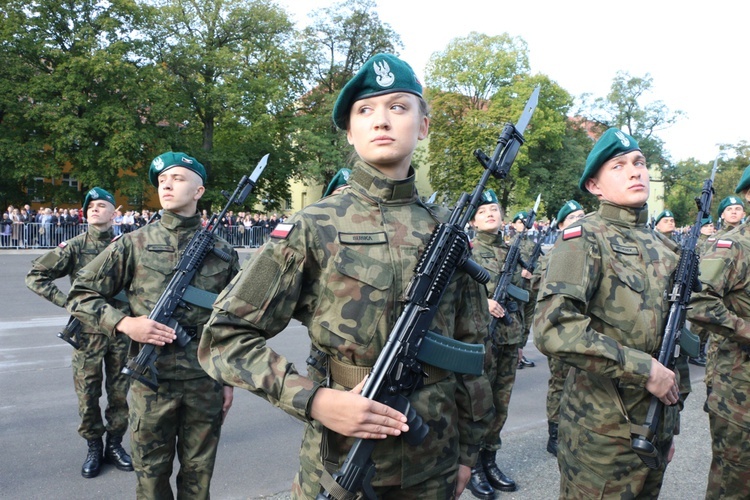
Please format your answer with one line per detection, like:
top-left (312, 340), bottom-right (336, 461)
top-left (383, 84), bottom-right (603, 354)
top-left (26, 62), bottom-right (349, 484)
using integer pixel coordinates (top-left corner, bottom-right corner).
top-left (199, 161), bottom-right (493, 493)
top-left (517, 235), bottom-right (536, 346)
top-left (67, 211), bottom-right (239, 498)
top-left (533, 202), bottom-right (681, 497)
top-left (687, 220), bottom-right (750, 496)
top-left (472, 230), bottom-right (526, 451)
top-left (26, 226), bottom-right (130, 439)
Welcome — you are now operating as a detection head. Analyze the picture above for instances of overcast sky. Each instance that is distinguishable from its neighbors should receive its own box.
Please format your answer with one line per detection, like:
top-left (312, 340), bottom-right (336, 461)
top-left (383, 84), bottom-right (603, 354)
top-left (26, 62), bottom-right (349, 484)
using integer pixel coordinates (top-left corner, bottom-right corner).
top-left (281, 0), bottom-right (748, 165)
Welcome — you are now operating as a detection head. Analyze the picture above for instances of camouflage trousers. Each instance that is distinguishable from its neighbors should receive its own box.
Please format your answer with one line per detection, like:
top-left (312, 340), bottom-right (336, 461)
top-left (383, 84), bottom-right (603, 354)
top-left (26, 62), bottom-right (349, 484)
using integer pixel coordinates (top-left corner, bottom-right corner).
top-left (129, 376), bottom-right (223, 500)
top-left (482, 343), bottom-right (520, 450)
top-left (292, 460), bottom-right (459, 499)
top-left (557, 417), bottom-right (667, 499)
top-left (72, 332), bottom-right (130, 440)
top-left (545, 356), bottom-right (567, 423)
top-left (706, 411), bottom-right (750, 499)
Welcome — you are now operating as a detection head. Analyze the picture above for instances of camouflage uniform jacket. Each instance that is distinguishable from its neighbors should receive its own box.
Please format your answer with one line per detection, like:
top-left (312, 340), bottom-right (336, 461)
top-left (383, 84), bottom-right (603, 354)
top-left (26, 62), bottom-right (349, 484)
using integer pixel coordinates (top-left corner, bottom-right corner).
top-left (26, 226), bottom-right (127, 333)
top-left (688, 221), bottom-right (750, 429)
top-left (67, 211), bottom-right (239, 380)
top-left (533, 202), bottom-right (681, 438)
top-left (199, 161), bottom-right (493, 488)
top-left (472, 230), bottom-right (525, 345)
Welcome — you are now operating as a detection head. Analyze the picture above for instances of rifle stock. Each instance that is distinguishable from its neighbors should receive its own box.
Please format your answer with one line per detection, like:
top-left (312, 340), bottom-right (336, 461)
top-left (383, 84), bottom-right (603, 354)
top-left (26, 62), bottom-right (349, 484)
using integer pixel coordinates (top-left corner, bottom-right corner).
top-left (57, 316), bottom-right (83, 349)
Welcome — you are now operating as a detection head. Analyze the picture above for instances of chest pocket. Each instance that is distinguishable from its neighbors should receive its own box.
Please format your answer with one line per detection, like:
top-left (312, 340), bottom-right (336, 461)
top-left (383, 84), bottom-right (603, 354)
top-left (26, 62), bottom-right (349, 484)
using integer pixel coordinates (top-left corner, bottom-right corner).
top-left (313, 245), bottom-right (393, 349)
top-left (135, 249), bottom-right (176, 306)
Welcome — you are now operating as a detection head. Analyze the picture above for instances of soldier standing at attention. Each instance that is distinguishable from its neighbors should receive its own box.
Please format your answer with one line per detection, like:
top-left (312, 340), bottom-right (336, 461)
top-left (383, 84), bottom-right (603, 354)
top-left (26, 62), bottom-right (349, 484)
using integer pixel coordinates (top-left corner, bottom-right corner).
top-left (26, 187), bottom-right (133, 478)
top-left (466, 189), bottom-right (522, 498)
top-left (508, 211), bottom-right (536, 370)
top-left (653, 209), bottom-right (676, 237)
top-left (66, 153), bottom-right (239, 499)
top-left (533, 128), bottom-right (682, 498)
top-left (197, 53), bottom-right (493, 499)
top-left (688, 168), bottom-right (750, 499)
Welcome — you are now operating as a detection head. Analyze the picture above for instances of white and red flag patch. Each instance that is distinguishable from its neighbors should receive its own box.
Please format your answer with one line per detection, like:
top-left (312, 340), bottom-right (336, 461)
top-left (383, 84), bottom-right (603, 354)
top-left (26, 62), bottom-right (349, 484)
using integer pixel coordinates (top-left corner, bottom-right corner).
top-left (562, 226), bottom-right (582, 240)
top-left (270, 222), bottom-right (295, 240)
top-left (716, 239), bottom-right (733, 249)
top-left (58, 241), bottom-right (67, 248)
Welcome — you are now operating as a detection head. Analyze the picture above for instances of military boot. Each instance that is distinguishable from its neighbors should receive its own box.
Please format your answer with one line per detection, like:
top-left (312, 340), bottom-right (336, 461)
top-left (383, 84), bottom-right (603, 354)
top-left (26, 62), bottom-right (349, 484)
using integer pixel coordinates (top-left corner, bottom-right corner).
top-left (480, 448), bottom-right (516, 492)
top-left (105, 433), bottom-right (134, 471)
top-left (81, 438), bottom-right (104, 478)
top-left (547, 421), bottom-right (558, 456)
top-left (467, 465), bottom-right (495, 499)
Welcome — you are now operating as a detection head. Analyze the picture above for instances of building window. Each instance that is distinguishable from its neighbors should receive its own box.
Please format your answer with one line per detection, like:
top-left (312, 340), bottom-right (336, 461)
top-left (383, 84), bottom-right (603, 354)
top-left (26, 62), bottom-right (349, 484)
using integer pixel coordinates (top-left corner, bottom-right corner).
top-left (29, 177), bottom-right (46, 203)
top-left (62, 173), bottom-right (79, 189)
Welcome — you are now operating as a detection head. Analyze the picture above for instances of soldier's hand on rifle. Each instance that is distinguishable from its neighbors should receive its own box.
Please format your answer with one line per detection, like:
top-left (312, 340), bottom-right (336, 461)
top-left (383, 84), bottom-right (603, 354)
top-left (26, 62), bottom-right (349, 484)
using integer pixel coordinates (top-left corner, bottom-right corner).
top-left (116, 316), bottom-right (177, 345)
top-left (521, 269), bottom-right (533, 280)
top-left (487, 299), bottom-right (506, 319)
top-left (645, 358), bottom-right (679, 406)
top-left (310, 377), bottom-right (409, 439)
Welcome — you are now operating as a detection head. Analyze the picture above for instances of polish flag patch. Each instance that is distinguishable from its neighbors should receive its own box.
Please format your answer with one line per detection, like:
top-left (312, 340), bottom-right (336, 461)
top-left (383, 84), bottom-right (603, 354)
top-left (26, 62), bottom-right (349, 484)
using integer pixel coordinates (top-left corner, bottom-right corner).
top-left (58, 241), bottom-right (67, 248)
top-left (562, 226), bottom-right (582, 240)
top-left (716, 239), bottom-right (733, 249)
top-left (270, 222), bottom-right (295, 240)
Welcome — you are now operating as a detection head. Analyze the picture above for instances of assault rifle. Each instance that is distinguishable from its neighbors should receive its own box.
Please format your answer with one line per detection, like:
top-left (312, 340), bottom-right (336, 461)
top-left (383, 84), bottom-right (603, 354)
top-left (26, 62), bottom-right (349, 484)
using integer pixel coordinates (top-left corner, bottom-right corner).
top-left (122, 154), bottom-right (268, 390)
top-left (630, 153), bottom-right (721, 469)
top-left (58, 211), bottom-right (163, 349)
top-left (317, 86), bottom-right (540, 500)
top-left (486, 195), bottom-right (540, 337)
top-left (523, 217), bottom-right (556, 274)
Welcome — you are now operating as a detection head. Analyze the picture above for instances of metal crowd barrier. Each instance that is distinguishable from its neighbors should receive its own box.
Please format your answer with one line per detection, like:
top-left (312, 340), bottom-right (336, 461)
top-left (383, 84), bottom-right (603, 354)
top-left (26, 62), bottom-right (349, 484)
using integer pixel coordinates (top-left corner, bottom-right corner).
top-left (0, 223), bottom-right (271, 249)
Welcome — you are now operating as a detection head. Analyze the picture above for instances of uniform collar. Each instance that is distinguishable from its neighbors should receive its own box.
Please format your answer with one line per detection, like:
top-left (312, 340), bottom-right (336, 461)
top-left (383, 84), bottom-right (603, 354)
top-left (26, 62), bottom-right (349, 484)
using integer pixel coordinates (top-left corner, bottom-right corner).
top-left (88, 225), bottom-right (115, 241)
top-left (160, 210), bottom-right (201, 230)
top-left (474, 229), bottom-right (506, 246)
top-left (599, 201), bottom-right (649, 227)
top-left (348, 160), bottom-right (418, 204)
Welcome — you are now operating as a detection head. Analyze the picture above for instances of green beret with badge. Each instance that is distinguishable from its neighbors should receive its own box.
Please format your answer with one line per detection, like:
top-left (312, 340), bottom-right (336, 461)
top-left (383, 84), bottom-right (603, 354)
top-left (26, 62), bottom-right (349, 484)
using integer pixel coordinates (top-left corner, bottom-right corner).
top-left (322, 168), bottom-right (352, 198)
top-left (735, 164), bottom-right (750, 193)
top-left (654, 209), bottom-right (675, 225)
top-left (557, 200), bottom-right (583, 224)
top-left (83, 187), bottom-right (116, 211)
top-left (470, 189), bottom-right (499, 219)
top-left (148, 151), bottom-right (207, 187)
top-left (579, 128), bottom-right (641, 192)
top-left (512, 211), bottom-right (528, 223)
top-left (332, 53), bottom-right (423, 130)
top-left (718, 195), bottom-right (745, 217)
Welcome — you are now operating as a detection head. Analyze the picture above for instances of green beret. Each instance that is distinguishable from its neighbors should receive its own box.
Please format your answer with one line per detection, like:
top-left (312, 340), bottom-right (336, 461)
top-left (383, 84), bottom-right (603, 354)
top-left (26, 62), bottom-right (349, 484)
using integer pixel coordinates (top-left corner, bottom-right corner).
top-left (322, 168), bottom-right (352, 198)
top-left (579, 128), bottom-right (641, 192)
top-left (512, 211), bottom-right (528, 223)
top-left (556, 200), bottom-right (583, 224)
top-left (470, 189), bottom-right (499, 219)
top-left (701, 215), bottom-right (713, 226)
top-left (654, 210), bottom-right (674, 225)
top-left (148, 152), bottom-right (206, 187)
top-left (736, 165), bottom-right (750, 193)
top-left (332, 53), bottom-right (423, 130)
top-left (718, 195), bottom-right (745, 217)
top-left (83, 187), bottom-right (116, 211)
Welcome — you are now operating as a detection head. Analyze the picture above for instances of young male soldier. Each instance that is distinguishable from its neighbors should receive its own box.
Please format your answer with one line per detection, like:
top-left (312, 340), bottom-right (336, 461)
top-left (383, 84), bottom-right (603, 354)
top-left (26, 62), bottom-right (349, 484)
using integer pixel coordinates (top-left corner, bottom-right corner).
top-left (26, 187), bottom-right (133, 478)
top-left (67, 153), bottom-right (239, 499)
top-left (654, 209), bottom-right (676, 237)
top-left (509, 211), bottom-right (536, 370)
top-left (197, 53), bottom-right (492, 498)
top-left (534, 128), bottom-right (682, 497)
top-left (688, 168), bottom-right (750, 499)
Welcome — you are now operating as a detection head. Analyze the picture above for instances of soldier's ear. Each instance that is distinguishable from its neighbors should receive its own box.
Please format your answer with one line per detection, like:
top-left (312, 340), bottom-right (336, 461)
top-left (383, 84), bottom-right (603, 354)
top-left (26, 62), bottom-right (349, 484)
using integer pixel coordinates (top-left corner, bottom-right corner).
top-left (194, 185), bottom-right (205, 201)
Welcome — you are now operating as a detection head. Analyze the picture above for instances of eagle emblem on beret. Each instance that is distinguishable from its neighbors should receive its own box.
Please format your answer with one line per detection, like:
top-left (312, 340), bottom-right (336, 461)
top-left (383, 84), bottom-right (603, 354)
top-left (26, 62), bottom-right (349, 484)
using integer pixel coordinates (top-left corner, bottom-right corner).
top-left (374, 60), bottom-right (395, 88)
top-left (89, 189), bottom-right (99, 199)
top-left (153, 157), bottom-right (165, 171)
top-left (614, 130), bottom-right (630, 147)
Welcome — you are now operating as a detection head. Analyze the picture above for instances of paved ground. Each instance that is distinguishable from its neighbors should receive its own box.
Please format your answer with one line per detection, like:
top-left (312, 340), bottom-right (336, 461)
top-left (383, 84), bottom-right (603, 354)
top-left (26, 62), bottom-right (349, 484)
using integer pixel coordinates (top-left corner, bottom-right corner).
top-left (1, 250), bottom-right (711, 499)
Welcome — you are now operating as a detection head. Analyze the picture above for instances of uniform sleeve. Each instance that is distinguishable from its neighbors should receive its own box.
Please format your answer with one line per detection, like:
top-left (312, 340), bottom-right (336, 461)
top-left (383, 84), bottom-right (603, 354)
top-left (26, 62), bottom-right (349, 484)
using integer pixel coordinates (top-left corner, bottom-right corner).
top-left (688, 242), bottom-right (750, 344)
top-left (26, 243), bottom-right (79, 308)
top-left (199, 218), bottom-right (321, 423)
top-left (66, 240), bottom-right (131, 337)
top-left (533, 234), bottom-right (652, 387)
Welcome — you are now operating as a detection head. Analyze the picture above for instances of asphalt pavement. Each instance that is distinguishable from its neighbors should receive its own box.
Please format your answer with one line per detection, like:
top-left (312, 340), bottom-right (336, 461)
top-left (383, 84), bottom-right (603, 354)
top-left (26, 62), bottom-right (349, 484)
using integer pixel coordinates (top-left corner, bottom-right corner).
top-left (1, 249), bottom-right (712, 499)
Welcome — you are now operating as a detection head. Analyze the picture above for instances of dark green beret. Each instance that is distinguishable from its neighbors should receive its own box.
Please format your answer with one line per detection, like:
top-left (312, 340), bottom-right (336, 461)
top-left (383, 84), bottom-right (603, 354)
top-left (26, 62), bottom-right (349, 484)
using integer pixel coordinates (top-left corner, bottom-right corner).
top-left (332, 53), bottom-right (423, 130)
top-left (470, 189), bottom-right (499, 219)
top-left (654, 210), bottom-right (674, 225)
top-left (718, 195), bottom-right (745, 217)
top-left (701, 215), bottom-right (713, 226)
top-left (148, 151), bottom-right (206, 187)
top-left (322, 168), bottom-right (352, 198)
top-left (735, 165), bottom-right (750, 193)
top-left (83, 187), bottom-right (116, 211)
top-left (556, 200), bottom-right (583, 223)
top-left (512, 211), bottom-right (528, 223)
top-left (579, 128), bottom-right (641, 192)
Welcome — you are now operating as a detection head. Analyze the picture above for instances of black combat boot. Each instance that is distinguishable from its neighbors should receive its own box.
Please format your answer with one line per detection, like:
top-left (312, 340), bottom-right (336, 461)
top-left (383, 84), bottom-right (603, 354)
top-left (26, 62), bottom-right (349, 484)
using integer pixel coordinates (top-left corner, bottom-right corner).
top-left (480, 448), bottom-right (516, 492)
top-left (547, 421), bottom-right (558, 456)
top-left (81, 438), bottom-right (104, 478)
top-left (467, 465), bottom-right (495, 499)
top-left (105, 433), bottom-right (134, 471)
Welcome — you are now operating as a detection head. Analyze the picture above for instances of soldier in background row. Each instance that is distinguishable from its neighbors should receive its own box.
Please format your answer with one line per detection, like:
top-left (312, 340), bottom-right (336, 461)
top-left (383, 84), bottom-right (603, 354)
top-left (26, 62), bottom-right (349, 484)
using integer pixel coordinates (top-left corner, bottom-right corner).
top-left (197, 53), bottom-right (493, 498)
top-left (509, 211), bottom-right (536, 370)
top-left (534, 128), bottom-right (683, 497)
top-left (26, 187), bottom-right (133, 478)
top-left (66, 153), bottom-right (239, 499)
top-left (653, 209), bottom-right (676, 237)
